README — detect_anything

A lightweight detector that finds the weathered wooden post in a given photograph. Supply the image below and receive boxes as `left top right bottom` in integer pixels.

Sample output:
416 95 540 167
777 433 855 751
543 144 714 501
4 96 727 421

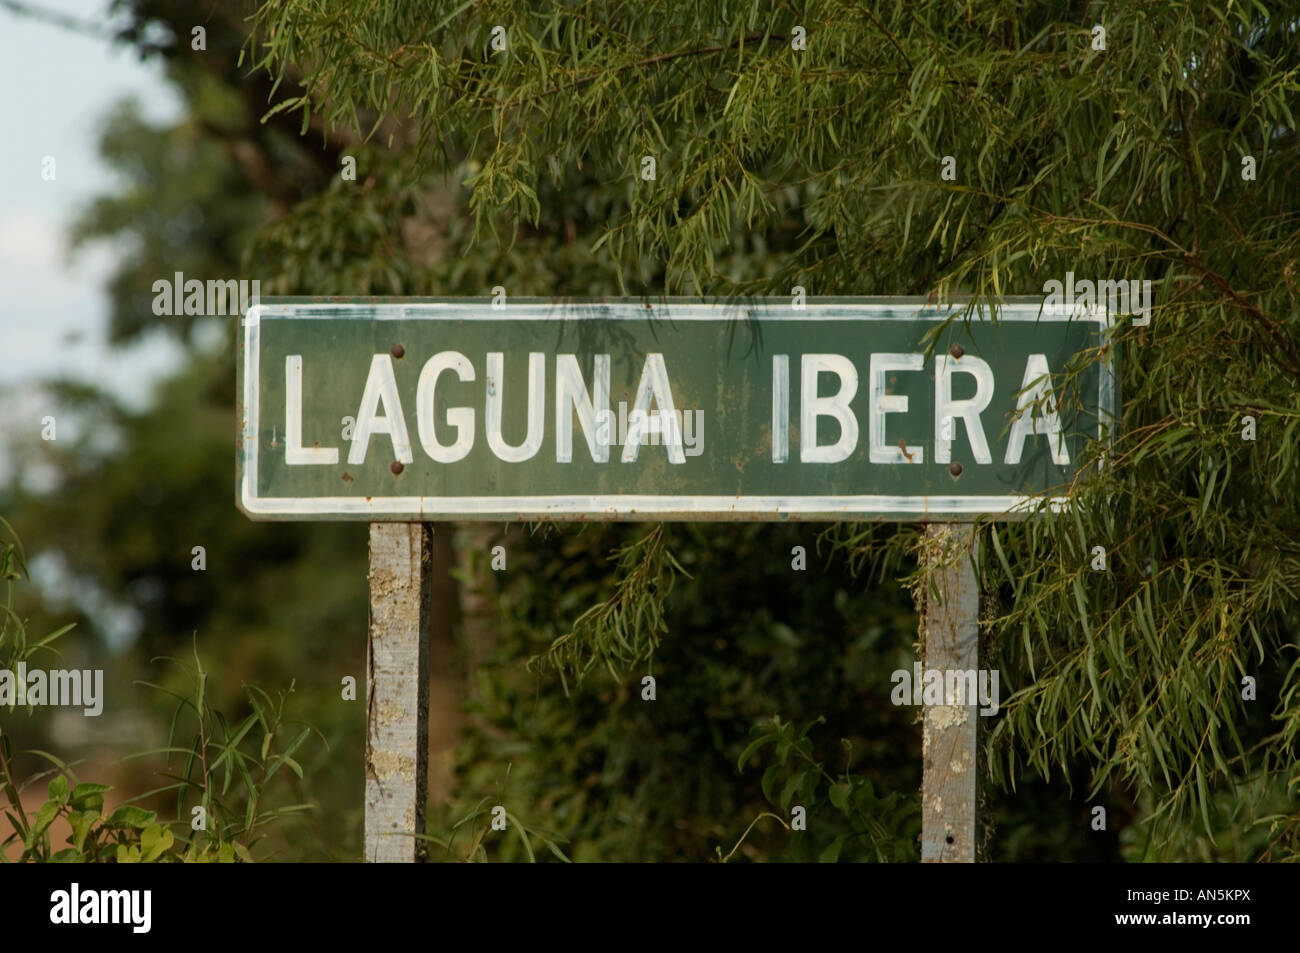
365 522 432 862
920 521 980 863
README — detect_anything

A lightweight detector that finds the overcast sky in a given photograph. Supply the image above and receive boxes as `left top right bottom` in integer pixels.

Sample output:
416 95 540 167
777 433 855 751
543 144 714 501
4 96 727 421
0 1 183 411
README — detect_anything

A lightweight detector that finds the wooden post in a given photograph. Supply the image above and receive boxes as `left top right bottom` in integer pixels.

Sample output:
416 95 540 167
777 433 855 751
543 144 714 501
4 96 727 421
365 523 432 862
920 522 980 863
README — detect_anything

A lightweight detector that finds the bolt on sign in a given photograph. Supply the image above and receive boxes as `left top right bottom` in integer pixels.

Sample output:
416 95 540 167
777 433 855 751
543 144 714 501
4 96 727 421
236 298 1117 521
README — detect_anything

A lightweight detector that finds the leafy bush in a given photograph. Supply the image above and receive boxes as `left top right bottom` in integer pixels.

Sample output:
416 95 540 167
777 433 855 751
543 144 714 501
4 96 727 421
0 521 320 862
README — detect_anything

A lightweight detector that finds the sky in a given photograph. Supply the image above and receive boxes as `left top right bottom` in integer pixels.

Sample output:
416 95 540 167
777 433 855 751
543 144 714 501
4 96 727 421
0 0 184 413
0 1 187 646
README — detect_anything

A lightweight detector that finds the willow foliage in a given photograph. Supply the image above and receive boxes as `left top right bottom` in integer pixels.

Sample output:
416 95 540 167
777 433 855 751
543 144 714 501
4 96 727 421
247 1 1300 858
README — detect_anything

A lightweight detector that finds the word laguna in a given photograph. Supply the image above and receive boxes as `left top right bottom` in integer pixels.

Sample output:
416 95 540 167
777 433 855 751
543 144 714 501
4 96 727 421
238 299 1115 520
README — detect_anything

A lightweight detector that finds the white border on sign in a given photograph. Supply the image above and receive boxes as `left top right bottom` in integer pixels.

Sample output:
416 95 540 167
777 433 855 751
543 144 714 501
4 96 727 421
238 300 1116 519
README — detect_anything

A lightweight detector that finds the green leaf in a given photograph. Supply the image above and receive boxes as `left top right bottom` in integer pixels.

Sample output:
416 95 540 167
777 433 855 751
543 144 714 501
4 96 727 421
829 782 852 812
990 526 1014 584
265 754 304 782
31 622 75 649
736 732 774 771
760 763 781 803
818 834 846 863
141 824 161 855
68 810 97 853
31 800 59 838
3 771 28 833
107 804 156 829
5 810 27 838
778 772 802 811
510 815 537 863
260 95 304 124
1072 575 1091 640
47 774 68 805
140 823 174 862
24 801 56 853
1194 764 1215 841
281 727 312 761
70 783 110 812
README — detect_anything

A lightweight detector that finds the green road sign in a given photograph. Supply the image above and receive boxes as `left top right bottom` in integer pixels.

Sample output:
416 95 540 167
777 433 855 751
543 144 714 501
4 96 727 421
236 298 1116 521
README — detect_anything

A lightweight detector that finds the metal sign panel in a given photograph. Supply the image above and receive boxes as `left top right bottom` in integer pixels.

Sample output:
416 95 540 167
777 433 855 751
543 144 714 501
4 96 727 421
236 298 1115 521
